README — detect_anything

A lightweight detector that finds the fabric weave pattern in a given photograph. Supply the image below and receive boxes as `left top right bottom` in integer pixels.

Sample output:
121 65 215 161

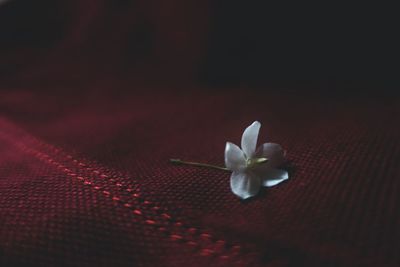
0 89 399 266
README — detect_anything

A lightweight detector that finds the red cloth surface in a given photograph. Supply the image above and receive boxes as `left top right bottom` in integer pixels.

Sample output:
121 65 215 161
0 88 399 266
1 1 399 266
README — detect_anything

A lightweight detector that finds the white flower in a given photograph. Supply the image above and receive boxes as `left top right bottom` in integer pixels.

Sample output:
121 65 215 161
225 121 288 199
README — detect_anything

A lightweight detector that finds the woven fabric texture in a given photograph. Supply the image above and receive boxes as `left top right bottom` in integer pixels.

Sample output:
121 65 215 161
0 88 399 267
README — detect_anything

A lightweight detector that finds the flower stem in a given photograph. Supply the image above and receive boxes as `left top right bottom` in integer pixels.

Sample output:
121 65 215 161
169 159 230 172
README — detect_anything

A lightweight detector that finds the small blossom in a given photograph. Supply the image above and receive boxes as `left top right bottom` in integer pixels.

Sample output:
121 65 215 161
225 121 288 199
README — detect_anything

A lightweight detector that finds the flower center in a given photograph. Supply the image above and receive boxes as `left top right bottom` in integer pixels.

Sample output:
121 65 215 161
246 157 268 169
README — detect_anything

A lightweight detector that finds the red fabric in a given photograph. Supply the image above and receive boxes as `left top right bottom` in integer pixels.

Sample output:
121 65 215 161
1 1 399 266
0 89 399 266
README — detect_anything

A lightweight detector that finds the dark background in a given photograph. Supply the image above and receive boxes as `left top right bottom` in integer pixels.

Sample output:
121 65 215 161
0 0 398 91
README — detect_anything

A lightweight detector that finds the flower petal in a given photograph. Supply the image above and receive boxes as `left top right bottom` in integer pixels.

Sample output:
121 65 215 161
256 143 285 168
241 121 261 158
224 142 246 171
230 172 261 199
261 169 289 187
